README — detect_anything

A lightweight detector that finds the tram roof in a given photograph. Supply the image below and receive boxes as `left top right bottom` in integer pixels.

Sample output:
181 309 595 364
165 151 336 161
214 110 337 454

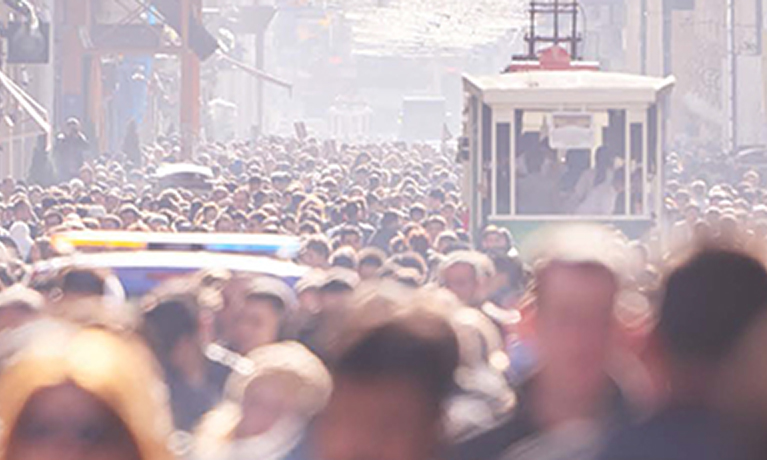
463 70 675 106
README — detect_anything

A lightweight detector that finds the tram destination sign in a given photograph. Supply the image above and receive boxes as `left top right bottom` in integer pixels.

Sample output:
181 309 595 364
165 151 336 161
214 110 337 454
549 112 595 150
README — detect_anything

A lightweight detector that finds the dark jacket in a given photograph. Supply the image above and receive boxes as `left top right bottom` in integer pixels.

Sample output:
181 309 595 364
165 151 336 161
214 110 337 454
597 405 762 460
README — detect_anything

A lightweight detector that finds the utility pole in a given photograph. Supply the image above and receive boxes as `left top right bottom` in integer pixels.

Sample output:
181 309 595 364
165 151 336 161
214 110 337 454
727 0 737 151
255 0 264 136
180 0 201 160
250 1 274 137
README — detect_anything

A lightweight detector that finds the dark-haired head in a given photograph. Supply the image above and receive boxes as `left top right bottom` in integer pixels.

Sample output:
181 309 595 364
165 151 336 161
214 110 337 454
658 249 767 364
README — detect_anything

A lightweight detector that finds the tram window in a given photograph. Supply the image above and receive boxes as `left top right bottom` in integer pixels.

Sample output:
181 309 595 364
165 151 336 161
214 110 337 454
605 110 626 159
563 111 621 216
496 123 511 215
514 110 562 215
516 137 561 215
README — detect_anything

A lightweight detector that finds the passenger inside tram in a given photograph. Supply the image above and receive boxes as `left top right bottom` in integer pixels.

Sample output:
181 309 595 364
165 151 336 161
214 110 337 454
571 147 618 215
511 110 650 217
515 144 560 215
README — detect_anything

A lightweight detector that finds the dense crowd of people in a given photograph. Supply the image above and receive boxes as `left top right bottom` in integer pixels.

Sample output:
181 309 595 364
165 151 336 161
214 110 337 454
0 119 764 460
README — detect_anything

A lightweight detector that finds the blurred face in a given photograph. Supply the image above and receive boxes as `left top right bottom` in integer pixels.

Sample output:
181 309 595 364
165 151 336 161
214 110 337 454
301 248 328 268
216 219 235 233
15 204 31 221
706 209 721 227
443 263 478 306
119 212 137 228
427 197 441 212
247 218 262 234
44 214 62 229
1 180 14 199
340 234 362 252
274 179 288 193
29 190 42 206
105 196 119 212
213 190 229 202
2 208 12 225
66 122 80 136
441 206 455 222
236 376 297 438
425 223 444 242
80 169 93 185
410 210 425 223
233 298 281 354
437 237 456 254
7 383 141 460
234 191 249 211
204 208 218 223
102 219 120 231
536 264 617 392
316 377 439 460
685 207 700 225
484 232 506 253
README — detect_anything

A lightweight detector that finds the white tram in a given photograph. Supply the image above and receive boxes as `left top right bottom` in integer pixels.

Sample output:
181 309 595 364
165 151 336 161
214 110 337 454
461 47 675 240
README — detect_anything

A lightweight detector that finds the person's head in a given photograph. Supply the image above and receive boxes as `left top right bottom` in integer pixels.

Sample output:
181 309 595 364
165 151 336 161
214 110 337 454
409 204 426 223
0 328 173 460
338 226 363 252
11 199 32 222
691 179 707 198
426 188 445 212
439 202 457 223
232 188 250 212
65 117 82 136
0 178 14 201
380 211 401 231
657 249 767 418
684 203 700 225
246 210 267 233
79 166 94 186
315 303 459 460
59 268 107 302
488 254 526 306
342 201 361 223
438 252 480 306
358 248 386 280
534 258 618 396
435 231 458 255
481 225 512 255
201 203 220 224
424 216 447 243
248 176 263 194
705 206 722 227
104 193 120 213
141 294 202 373
118 205 140 229
300 236 331 269
100 215 122 231
330 247 358 271
214 214 236 233
231 278 294 354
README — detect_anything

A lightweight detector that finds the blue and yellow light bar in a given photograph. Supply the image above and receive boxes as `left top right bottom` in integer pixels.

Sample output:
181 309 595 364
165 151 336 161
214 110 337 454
51 231 301 259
